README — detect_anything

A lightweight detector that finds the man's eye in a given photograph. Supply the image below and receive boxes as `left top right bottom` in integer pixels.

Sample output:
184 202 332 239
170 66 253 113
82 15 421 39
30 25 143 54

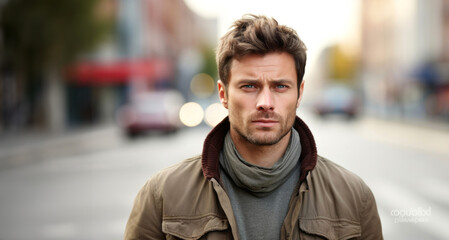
242 85 255 89
277 85 288 89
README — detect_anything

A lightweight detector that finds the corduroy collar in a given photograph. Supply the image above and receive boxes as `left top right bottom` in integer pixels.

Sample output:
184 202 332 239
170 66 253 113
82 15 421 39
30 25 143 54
201 116 317 183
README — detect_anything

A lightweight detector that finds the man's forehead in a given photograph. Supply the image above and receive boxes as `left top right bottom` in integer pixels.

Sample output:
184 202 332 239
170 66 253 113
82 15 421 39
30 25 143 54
229 53 297 79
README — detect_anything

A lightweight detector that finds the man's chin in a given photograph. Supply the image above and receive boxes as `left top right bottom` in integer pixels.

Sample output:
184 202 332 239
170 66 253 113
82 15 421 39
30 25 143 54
246 133 283 146
232 125 290 146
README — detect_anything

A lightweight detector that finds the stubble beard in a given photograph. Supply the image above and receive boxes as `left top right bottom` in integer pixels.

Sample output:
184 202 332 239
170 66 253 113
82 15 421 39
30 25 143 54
232 113 295 146
233 125 292 146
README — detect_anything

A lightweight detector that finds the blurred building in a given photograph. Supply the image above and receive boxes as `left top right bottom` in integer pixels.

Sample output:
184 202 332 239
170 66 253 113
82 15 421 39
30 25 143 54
360 0 449 121
0 0 218 132
67 0 217 127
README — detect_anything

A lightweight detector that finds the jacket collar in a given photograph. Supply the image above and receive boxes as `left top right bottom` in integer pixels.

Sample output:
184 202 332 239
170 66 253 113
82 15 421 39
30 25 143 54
201 116 317 183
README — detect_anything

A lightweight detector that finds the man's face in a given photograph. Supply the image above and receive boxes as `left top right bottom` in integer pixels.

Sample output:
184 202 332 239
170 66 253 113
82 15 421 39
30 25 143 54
218 52 304 146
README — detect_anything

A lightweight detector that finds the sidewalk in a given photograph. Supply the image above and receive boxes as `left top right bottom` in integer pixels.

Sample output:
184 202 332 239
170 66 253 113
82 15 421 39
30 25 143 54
0 124 125 170
356 116 449 157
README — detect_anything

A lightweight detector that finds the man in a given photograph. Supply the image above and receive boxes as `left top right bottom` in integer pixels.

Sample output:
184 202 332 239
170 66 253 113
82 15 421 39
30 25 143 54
125 14 383 240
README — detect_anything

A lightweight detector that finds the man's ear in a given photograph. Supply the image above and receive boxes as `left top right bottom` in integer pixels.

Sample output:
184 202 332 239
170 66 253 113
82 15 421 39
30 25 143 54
297 80 305 108
217 80 228 109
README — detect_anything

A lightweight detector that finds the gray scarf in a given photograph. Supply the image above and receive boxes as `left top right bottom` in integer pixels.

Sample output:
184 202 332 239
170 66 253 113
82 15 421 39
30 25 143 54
220 129 301 194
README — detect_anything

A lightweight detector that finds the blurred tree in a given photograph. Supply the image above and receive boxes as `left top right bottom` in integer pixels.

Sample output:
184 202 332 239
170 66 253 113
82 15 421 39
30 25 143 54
0 0 113 130
328 44 359 84
200 45 218 80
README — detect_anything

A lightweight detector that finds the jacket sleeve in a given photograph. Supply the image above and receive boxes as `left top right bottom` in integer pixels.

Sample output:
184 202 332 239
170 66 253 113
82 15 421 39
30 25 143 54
124 177 165 240
360 183 383 240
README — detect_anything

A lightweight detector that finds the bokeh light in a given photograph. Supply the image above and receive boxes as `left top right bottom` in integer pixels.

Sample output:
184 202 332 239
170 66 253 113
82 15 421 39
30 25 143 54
204 103 228 127
190 73 215 98
179 102 204 127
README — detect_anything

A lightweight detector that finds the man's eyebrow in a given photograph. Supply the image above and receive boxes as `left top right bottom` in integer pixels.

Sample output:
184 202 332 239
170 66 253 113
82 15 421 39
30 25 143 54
235 79 259 84
271 79 294 84
267 79 296 87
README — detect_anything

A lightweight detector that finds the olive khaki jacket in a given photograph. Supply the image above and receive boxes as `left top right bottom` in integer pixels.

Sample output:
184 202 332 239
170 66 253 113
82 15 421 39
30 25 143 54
125 117 383 240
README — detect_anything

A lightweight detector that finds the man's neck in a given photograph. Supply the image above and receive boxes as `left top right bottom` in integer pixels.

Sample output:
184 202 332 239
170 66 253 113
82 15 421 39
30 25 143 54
230 130 291 168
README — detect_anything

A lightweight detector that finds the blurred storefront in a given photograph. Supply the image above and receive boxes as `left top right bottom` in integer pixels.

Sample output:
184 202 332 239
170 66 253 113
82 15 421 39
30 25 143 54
360 0 449 121
66 0 217 127
66 59 173 126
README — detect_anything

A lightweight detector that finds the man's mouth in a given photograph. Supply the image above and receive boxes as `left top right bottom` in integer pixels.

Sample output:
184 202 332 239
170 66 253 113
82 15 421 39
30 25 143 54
252 119 278 128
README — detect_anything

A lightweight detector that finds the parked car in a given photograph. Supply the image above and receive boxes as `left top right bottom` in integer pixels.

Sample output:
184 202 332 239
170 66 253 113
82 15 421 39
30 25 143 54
117 90 185 137
313 83 360 119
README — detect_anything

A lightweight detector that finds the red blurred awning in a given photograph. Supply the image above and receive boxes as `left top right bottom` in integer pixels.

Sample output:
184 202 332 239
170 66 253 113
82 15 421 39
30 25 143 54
67 59 173 85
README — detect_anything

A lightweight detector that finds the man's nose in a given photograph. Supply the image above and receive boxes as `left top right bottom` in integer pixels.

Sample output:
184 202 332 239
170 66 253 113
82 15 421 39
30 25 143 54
256 88 274 111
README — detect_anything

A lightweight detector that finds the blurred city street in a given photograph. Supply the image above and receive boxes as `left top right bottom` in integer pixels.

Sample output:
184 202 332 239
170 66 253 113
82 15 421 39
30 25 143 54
1 0 449 239
0 109 448 240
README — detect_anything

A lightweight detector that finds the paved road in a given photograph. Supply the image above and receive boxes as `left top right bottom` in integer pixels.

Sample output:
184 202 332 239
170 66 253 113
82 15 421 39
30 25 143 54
0 111 448 239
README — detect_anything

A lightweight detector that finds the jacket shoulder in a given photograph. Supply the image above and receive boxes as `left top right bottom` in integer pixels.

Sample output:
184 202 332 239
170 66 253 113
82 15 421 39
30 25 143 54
148 156 229 237
136 155 205 207
299 156 382 239
148 155 205 198
302 156 383 239
304 155 377 219
148 155 220 215
125 156 227 239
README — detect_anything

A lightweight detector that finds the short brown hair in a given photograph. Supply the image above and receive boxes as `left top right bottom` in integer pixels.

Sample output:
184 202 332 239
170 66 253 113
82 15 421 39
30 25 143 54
216 14 307 89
